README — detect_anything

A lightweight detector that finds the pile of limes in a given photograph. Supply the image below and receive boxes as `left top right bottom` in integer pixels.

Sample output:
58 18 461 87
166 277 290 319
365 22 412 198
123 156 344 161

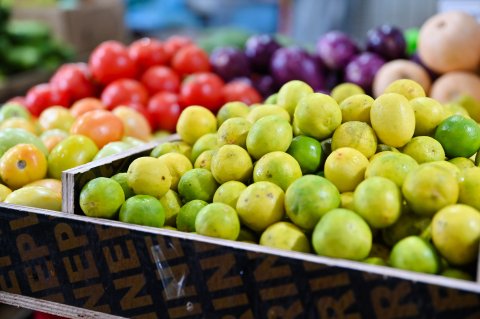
80 79 480 281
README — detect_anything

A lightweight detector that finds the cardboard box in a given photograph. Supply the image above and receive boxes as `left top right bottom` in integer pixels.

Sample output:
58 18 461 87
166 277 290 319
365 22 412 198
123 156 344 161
1 135 480 318
12 0 128 55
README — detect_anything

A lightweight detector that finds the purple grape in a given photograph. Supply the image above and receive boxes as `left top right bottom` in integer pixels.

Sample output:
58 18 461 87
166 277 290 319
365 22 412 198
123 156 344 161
210 47 251 82
251 74 277 98
316 31 359 70
366 25 406 60
270 46 325 91
325 70 344 91
245 34 281 73
344 52 385 92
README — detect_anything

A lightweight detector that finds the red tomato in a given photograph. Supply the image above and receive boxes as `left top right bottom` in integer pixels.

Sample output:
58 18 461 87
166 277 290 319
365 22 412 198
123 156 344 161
223 80 262 105
179 72 224 112
128 102 155 130
141 66 180 95
128 38 167 73
147 92 181 132
25 83 70 117
50 63 95 102
164 35 193 64
88 41 136 85
171 45 210 76
101 79 149 110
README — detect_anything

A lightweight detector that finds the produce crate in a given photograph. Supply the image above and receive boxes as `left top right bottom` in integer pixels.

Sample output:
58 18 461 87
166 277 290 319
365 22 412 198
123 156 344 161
1 135 480 318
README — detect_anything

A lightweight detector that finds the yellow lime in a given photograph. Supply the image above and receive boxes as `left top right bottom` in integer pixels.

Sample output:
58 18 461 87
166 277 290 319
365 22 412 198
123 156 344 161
80 177 125 218
150 141 192 159
236 181 285 232
276 80 314 116
330 82 365 104
213 181 247 209
340 192 355 210
216 101 249 126
246 104 291 123
127 156 171 198
159 189 182 226
217 117 251 148
458 167 480 210
410 97 446 136
401 136 445 163
370 93 415 148
176 106 217 145
195 202 240 240
432 204 480 265
294 93 342 140
331 121 377 158
324 147 369 192
157 153 193 191
384 79 426 100
194 149 215 170
354 176 402 228
449 157 475 170
339 94 373 124
191 133 218 163
365 152 418 187
246 115 292 160
211 145 253 184
253 151 302 191
259 222 310 253
402 164 459 216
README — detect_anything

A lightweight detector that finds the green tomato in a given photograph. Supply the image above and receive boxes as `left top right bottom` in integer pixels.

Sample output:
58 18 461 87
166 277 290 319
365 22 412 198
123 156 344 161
48 135 98 179
0 128 48 158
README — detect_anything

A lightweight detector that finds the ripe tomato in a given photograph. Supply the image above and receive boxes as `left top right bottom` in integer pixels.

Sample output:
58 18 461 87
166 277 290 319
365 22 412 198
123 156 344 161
128 37 167 72
164 35 193 64
101 79 149 110
70 109 124 148
50 63 95 102
0 143 47 189
147 92 181 132
179 72 224 112
88 41 136 85
70 97 107 117
112 106 152 141
25 83 70 117
172 45 210 76
223 80 262 105
141 65 180 95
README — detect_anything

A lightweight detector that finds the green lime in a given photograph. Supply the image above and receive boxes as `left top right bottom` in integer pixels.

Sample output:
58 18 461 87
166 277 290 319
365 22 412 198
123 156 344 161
195 202 240 240
80 177 125 219
213 181 247 209
389 236 440 274
216 101 249 126
312 208 372 261
285 175 340 230
176 199 208 232
111 173 134 199
159 189 182 226
287 135 323 174
178 168 218 203
119 195 165 227
434 115 480 158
